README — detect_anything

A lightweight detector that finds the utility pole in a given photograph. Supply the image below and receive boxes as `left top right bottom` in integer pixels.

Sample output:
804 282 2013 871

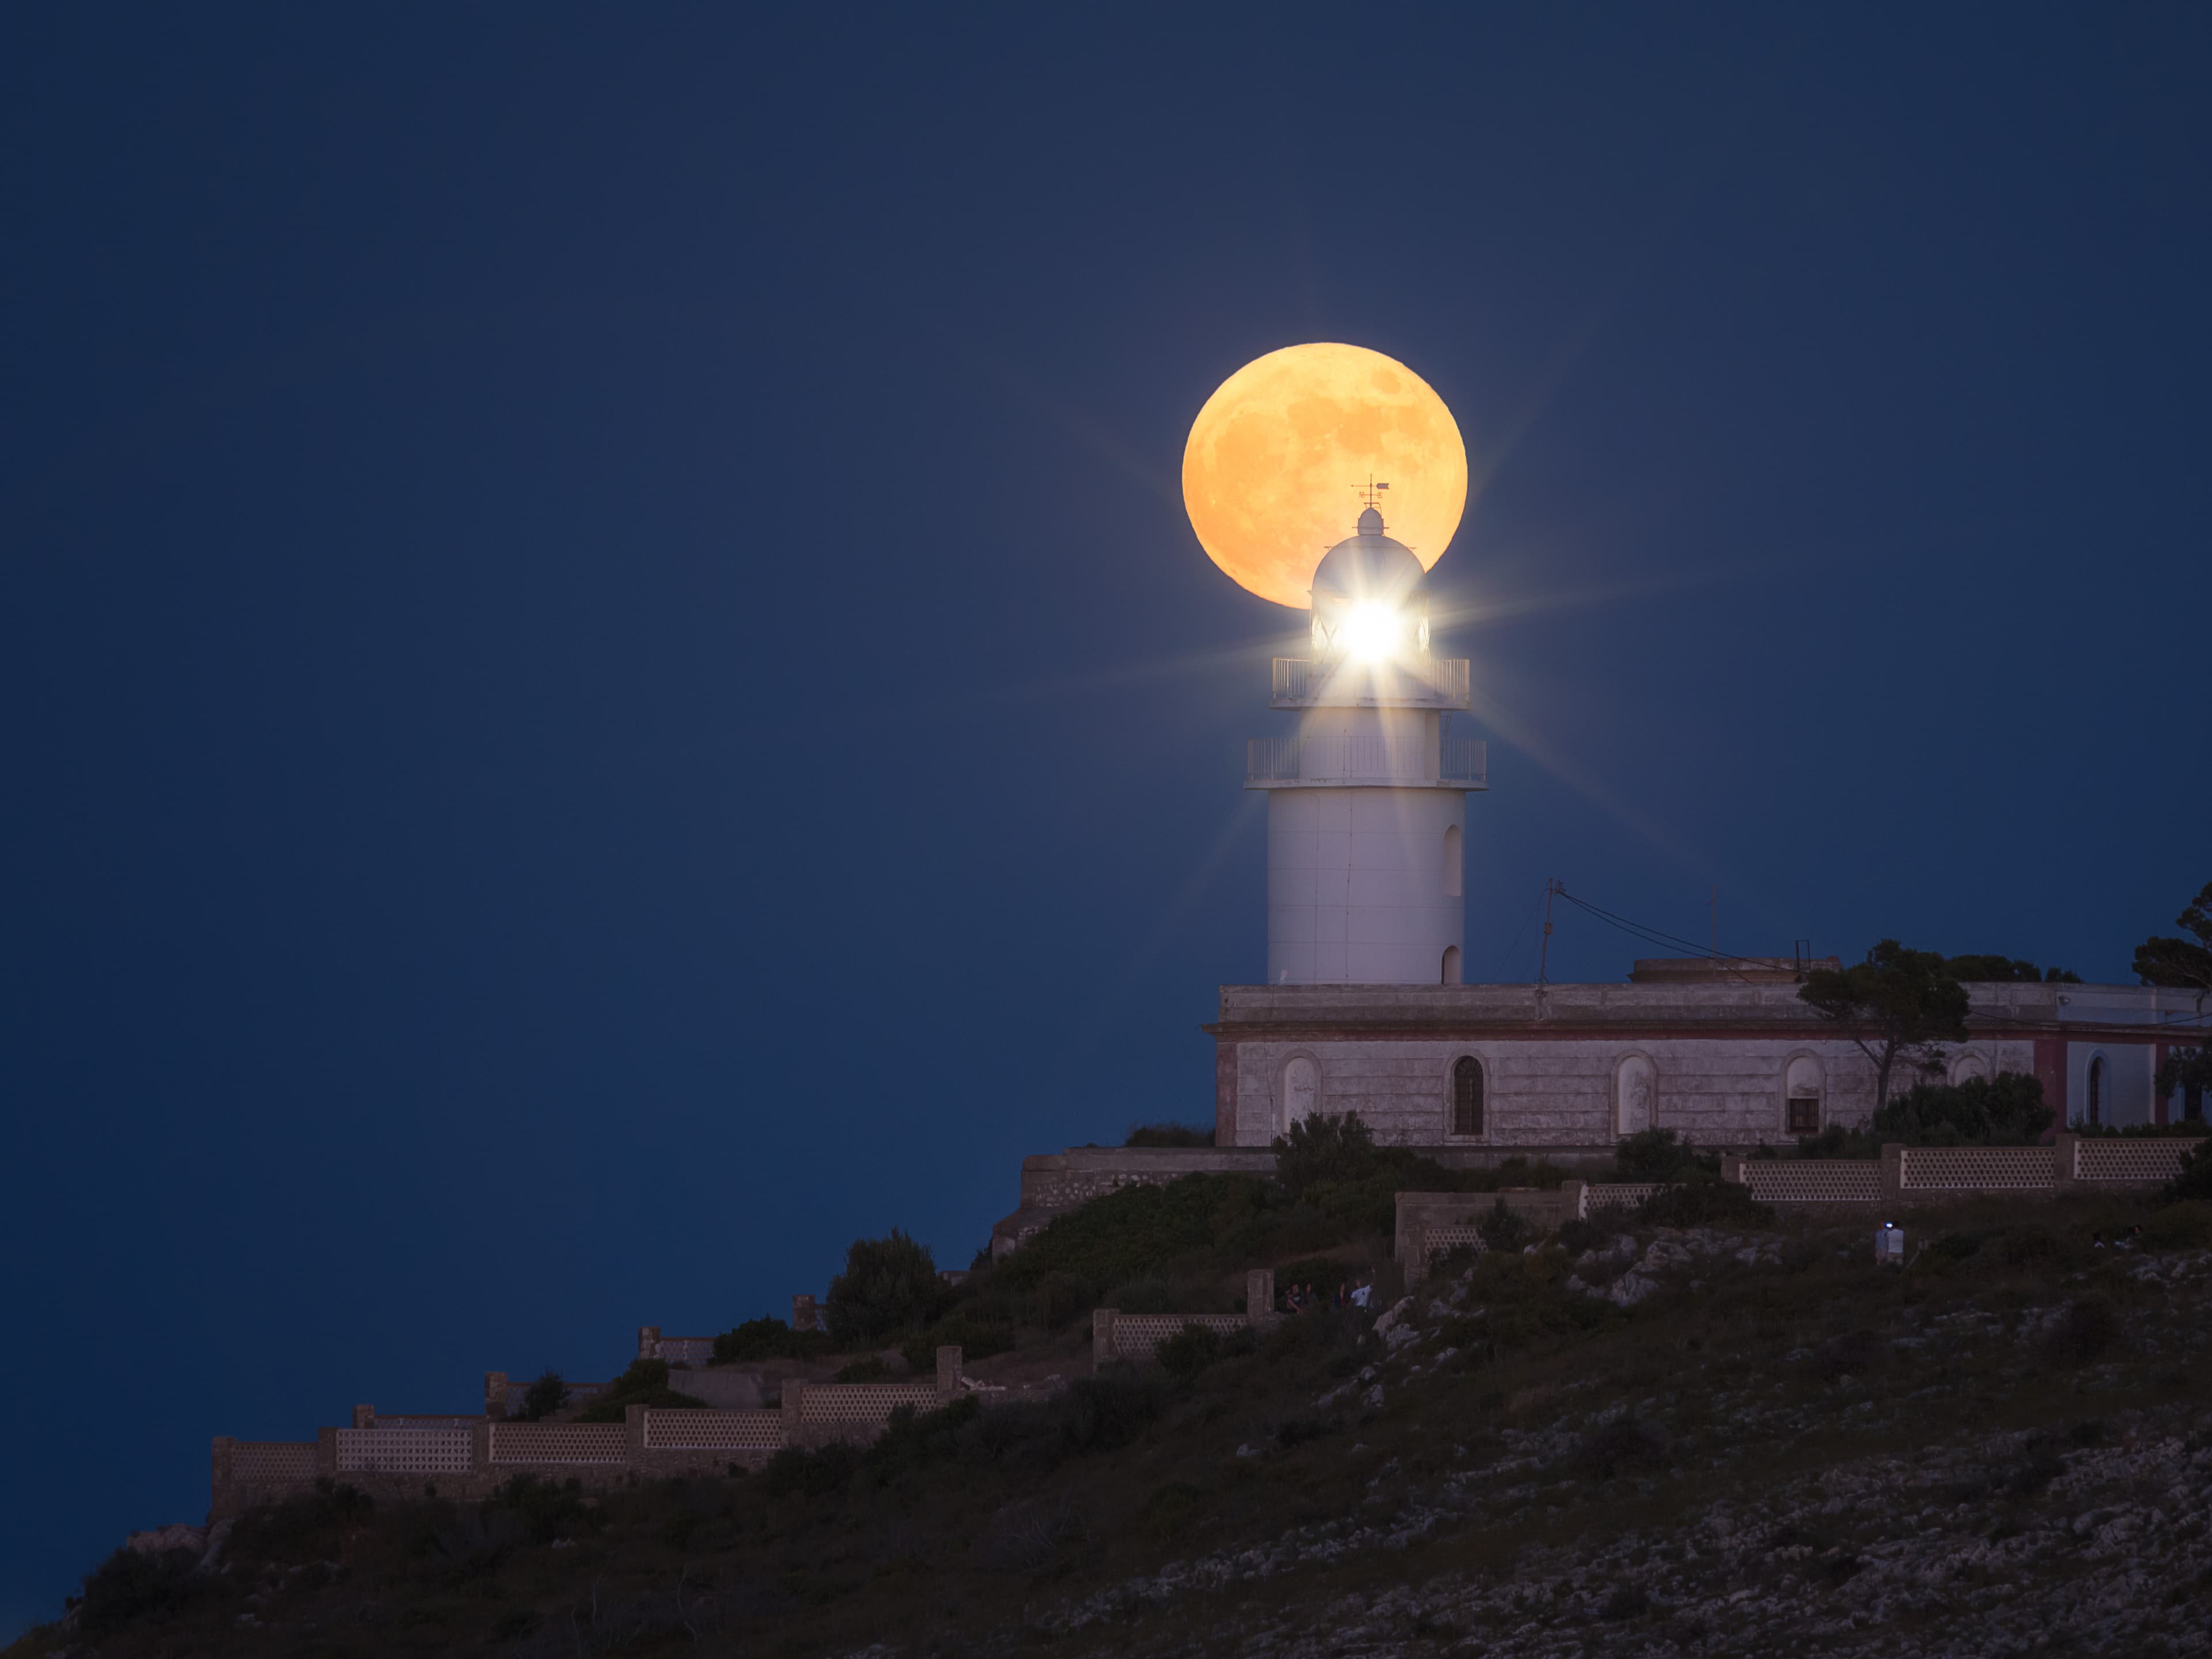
1537 878 1560 987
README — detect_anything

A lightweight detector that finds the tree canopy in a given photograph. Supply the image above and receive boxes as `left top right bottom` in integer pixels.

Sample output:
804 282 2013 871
824 1229 946 1347
2134 880 2212 991
1872 1073 2053 1146
1942 955 2080 984
1798 940 1972 1112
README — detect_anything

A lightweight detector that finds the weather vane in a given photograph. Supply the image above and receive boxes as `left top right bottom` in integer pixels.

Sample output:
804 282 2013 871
1354 475 1391 509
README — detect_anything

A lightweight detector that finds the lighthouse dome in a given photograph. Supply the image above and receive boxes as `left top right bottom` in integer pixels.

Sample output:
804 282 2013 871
1311 511 1425 609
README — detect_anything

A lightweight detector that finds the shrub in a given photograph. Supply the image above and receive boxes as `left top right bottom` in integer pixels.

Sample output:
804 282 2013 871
1156 1321 1226 1380
1615 1128 1714 1181
75 1547 200 1635
900 1311 1018 1373
1641 1181 1774 1230
834 1356 892 1382
1024 1271 1096 1329
1274 1112 1381 1198
518 1369 567 1422
825 1229 945 1347
575 1358 709 1423
1476 1199 1531 1254
2047 1298 2117 1366
1875 1073 2052 1146
1125 1122 1214 1147
1577 1418 1669 1480
2145 1202 2212 1249
2164 1140 2212 1205
713 1316 830 1363
762 1441 861 1499
1063 1369 1170 1451
1796 1123 1880 1160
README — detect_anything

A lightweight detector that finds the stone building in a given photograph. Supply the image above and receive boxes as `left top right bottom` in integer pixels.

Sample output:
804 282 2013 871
1206 959 2207 1149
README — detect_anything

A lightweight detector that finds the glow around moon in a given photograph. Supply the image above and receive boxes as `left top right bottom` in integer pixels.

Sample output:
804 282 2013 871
1182 343 1468 609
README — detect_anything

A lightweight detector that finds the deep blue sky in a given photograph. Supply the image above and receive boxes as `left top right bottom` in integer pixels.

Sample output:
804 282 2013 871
3 6 2207 1633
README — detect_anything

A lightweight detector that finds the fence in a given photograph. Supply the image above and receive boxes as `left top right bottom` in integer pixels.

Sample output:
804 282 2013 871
217 1349 976 1517
797 1383 942 1426
1741 1161 1886 1205
1900 1147 2053 1192
334 1427 472 1475
641 1410 785 1455
2075 1139 2192 1184
637 1327 717 1366
1412 1224 1487 1279
1097 1313 1251 1367
1584 1183 1662 1212
488 1423 627 1465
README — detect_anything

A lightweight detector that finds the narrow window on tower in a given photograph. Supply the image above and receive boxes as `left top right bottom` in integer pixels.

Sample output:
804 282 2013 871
1442 823 1463 898
1452 1056 1484 1137
1441 944 1462 984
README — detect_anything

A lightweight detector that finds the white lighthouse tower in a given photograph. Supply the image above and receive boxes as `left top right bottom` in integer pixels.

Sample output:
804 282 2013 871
1245 500 1484 984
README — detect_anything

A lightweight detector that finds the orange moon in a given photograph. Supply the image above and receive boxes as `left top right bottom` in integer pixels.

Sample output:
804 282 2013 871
1182 343 1468 609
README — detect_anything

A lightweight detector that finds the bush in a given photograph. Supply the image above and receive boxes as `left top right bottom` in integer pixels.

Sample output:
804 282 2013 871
1023 1271 1096 1330
762 1441 861 1499
713 1316 831 1363
1577 1418 1669 1480
825 1229 946 1347
2165 1141 2212 1205
518 1369 567 1422
2047 1298 2117 1366
1875 1073 2052 1146
1641 1180 1774 1230
1124 1122 1214 1147
1476 1199 1531 1254
75 1547 200 1635
1615 1128 1714 1181
575 1358 708 1423
834 1356 892 1382
1156 1321 1226 1380
2145 1201 2212 1249
1796 1124 1880 1160
900 1311 1018 1373
1274 1112 1381 1198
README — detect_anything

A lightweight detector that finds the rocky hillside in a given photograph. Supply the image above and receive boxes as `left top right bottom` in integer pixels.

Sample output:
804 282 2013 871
15 1191 2212 1658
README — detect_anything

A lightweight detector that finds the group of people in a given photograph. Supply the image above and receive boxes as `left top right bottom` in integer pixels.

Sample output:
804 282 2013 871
1279 1274 1376 1314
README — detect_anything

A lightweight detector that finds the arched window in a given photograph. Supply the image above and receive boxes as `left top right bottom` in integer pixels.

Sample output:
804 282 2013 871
1452 1056 1484 1137
2087 1055 2105 1127
1442 824 1463 898
1441 944 1462 984
1785 1056 1823 1137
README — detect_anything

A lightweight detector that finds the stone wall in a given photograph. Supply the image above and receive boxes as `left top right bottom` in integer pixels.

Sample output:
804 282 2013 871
213 1350 976 1518
1224 1034 2039 1149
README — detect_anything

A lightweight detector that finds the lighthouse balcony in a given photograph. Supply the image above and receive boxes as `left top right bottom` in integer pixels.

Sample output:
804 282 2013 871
1247 735 1486 790
1270 656 1471 710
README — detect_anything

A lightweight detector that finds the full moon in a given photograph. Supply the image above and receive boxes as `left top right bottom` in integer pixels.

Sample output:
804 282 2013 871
1182 343 1468 609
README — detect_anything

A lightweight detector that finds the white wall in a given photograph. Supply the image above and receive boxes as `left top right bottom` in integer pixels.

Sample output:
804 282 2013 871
1265 787 1464 985
1230 1035 2037 1147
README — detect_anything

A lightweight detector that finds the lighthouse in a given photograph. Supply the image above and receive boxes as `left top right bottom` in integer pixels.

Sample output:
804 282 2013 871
1245 501 1484 984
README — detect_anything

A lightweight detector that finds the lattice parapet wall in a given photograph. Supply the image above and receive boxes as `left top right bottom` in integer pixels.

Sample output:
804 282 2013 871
488 1423 627 1465
1108 1315 1249 1365
1901 1148 2055 1191
231 1442 317 1482
799 1384 943 1426
1584 1184 1662 1213
1743 1161 1883 1204
643 1410 786 1453
2076 1139 2192 1183
335 1428 472 1474
1415 1225 1488 1278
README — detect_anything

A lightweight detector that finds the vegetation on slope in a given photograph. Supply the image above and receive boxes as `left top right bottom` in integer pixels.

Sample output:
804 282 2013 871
26 1183 2212 1658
